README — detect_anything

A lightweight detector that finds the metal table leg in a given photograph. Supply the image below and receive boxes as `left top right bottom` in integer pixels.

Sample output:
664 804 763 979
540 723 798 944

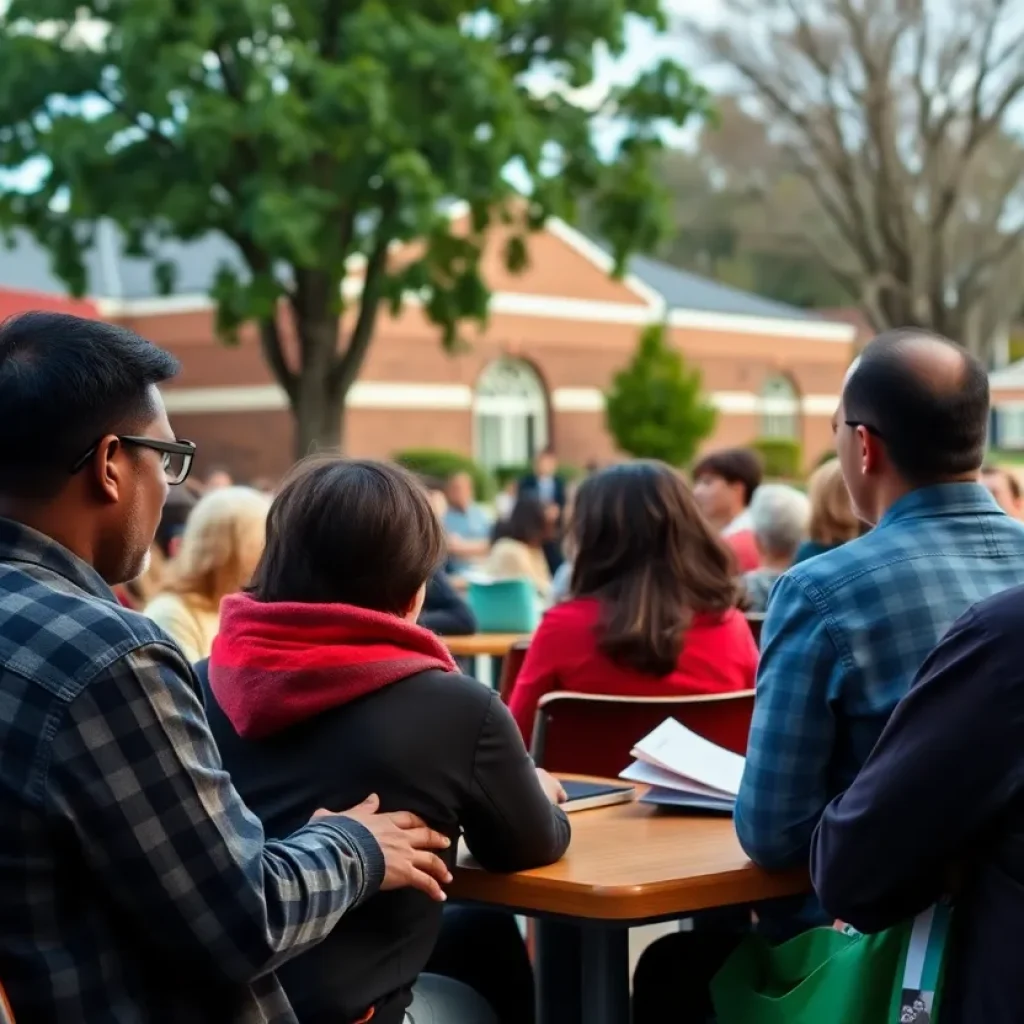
535 920 582 1024
581 926 631 1024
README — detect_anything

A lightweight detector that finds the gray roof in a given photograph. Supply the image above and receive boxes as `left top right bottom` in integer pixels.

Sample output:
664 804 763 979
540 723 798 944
0 222 245 300
0 219 817 322
626 252 817 321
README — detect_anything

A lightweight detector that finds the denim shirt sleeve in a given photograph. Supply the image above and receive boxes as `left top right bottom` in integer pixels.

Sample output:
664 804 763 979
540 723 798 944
735 572 844 870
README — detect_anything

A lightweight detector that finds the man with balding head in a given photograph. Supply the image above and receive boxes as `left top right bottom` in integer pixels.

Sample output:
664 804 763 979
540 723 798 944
735 329 1024 872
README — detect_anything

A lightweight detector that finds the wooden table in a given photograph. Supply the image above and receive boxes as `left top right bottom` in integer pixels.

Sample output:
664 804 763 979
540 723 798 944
443 633 531 658
451 793 809 1024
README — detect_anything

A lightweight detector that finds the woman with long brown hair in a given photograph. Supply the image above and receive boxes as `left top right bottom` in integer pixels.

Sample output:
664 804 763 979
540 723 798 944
508 461 758 750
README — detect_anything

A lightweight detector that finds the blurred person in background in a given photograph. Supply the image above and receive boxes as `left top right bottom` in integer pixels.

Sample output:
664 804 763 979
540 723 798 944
494 477 518 521
145 485 270 662
443 471 491 574
742 485 811 613
549 482 580 604
508 461 757 753
484 496 552 601
418 476 477 637
692 448 764 573
517 448 567 572
981 464 1024 519
794 458 862 563
204 466 234 491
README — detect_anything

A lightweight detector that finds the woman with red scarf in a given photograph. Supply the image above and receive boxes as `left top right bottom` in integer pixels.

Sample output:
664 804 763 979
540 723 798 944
197 458 569 1024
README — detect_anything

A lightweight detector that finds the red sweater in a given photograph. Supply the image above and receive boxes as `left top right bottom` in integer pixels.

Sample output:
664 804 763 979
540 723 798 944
508 597 758 749
725 528 761 573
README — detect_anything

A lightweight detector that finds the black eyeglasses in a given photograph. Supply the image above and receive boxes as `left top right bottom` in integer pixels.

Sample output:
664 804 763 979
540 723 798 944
845 420 885 439
70 436 197 486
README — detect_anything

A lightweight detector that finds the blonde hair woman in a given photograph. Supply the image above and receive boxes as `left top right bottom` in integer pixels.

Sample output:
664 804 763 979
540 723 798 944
794 458 862 564
145 486 270 662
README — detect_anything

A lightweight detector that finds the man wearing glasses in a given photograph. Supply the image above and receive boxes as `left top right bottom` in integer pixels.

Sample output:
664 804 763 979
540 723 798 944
0 312 452 1023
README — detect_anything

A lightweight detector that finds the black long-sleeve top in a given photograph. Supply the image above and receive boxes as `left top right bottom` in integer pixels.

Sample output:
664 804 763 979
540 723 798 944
811 586 1024 1024
418 571 476 636
197 661 570 1024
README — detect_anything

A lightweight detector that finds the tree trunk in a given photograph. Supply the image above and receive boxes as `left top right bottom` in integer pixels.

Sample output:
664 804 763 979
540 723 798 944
292 373 347 460
291 317 348 460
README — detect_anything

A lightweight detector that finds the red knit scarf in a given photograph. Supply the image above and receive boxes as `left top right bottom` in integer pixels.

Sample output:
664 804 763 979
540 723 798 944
208 593 457 739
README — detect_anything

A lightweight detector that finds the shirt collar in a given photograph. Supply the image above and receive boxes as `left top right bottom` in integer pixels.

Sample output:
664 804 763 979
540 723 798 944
0 516 117 602
876 481 999 530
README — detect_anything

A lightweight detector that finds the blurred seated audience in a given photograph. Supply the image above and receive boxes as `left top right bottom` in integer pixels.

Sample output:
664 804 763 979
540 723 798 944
198 458 570 1024
145 485 269 662
692 447 764 573
742 484 811 613
485 496 552 601
443 471 491 574
981 463 1024 519
508 461 758 751
794 457 862 563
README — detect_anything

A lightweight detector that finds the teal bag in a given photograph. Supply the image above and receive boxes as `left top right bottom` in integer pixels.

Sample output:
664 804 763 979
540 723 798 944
466 578 540 633
711 903 951 1023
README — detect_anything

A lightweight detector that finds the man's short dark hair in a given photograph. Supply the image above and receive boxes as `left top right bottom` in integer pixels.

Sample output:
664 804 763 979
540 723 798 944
982 464 1022 501
692 448 764 506
843 329 988 484
0 312 180 498
249 458 446 613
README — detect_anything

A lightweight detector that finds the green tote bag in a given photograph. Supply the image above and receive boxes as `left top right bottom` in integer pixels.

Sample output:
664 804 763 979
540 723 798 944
711 903 951 1024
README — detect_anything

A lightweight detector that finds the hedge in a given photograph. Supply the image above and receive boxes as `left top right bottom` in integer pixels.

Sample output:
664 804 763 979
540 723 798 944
393 448 495 500
751 437 803 480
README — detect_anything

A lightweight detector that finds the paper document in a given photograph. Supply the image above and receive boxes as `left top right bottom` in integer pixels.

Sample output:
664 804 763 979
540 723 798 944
620 758 732 798
625 717 745 797
639 787 734 813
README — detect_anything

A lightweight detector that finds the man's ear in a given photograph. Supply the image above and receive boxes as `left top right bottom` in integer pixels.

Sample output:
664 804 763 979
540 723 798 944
860 429 884 476
91 435 124 504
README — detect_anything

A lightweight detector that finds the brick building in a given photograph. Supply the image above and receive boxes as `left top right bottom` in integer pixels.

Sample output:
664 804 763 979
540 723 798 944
0 216 856 480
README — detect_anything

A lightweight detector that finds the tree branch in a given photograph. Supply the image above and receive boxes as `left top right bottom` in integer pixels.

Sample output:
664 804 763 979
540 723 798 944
258 317 298 405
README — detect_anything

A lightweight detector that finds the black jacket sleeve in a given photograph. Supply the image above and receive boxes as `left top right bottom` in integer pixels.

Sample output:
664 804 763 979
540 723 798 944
811 601 1024 934
460 692 571 873
418 573 477 636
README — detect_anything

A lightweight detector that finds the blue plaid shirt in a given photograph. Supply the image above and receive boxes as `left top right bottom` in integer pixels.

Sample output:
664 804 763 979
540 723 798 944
736 483 1024 871
0 518 385 1023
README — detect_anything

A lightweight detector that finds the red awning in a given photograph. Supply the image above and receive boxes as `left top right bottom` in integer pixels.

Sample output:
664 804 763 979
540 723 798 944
0 288 100 321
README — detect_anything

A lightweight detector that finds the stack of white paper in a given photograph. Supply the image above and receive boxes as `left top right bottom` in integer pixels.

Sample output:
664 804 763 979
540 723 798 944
619 718 745 813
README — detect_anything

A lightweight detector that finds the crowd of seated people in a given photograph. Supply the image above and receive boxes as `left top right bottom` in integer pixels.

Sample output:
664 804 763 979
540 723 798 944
5 311 1024 1024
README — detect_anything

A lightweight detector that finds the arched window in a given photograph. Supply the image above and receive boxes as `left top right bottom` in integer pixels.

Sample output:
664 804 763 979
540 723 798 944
761 375 799 439
474 359 549 470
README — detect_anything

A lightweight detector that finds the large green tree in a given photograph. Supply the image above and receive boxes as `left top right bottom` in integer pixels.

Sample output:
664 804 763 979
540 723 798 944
0 0 707 456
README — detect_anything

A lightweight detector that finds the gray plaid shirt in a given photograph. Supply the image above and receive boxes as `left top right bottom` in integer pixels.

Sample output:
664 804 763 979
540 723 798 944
0 518 384 1022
